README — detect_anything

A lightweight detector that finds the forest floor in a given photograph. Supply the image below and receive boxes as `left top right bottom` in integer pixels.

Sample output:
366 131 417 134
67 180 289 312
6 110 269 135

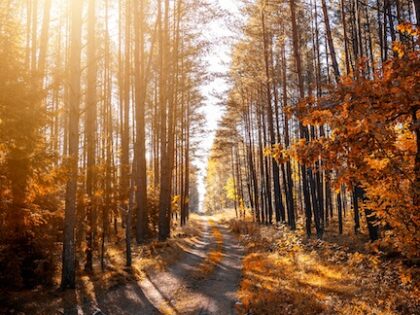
231 218 420 315
2 212 419 315
89 216 243 315
0 214 244 315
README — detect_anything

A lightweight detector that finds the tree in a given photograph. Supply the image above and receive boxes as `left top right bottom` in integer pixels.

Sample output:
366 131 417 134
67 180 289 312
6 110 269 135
61 0 83 289
321 0 340 81
290 29 420 255
134 0 148 243
85 0 97 272
0 3 44 236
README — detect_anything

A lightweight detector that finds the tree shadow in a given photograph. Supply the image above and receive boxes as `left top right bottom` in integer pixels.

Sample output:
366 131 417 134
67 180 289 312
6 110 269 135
89 272 162 315
61 289 78 315
168 224 243 314
70 220 243 315
144 273 180 314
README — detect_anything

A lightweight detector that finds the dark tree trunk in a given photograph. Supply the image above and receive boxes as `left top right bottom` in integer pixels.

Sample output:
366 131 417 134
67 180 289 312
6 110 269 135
352 187 361 233
355 186 379 241
135 0 148 243
231 147 238 219
281 40 296 229
321 0 341 81
85 0 97 273
412 110 420 207
415 0 420 26
261 8 285 223
61 0 82 290
290 0 313 237
337 192 343 234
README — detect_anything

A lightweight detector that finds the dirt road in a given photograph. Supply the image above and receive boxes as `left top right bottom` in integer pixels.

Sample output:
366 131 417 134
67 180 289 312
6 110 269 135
95 217 243 315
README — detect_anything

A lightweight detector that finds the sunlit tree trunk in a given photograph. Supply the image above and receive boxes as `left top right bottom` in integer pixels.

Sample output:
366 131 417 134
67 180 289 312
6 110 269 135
85 0 97 272
30 0 37 73
341 0 351 75
257 105 266 224
280 36 296 230
261 4 285 223
120 0 131 231
289 0 313 238
36 0 51 87
101 0 112 270
321 0 340 82
158 0 172 240
135 0 148 243
62 0 82 290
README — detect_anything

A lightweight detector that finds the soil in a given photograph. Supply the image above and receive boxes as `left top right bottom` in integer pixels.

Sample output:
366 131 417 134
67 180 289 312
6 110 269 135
84 216 244 315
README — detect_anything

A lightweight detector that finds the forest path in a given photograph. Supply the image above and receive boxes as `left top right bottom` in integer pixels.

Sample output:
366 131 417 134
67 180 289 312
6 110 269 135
96 216 244 315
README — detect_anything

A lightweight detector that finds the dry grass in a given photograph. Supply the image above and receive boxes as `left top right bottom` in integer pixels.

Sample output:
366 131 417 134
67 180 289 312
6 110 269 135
230 219 259 236
232 220 420 315
209 208 239 223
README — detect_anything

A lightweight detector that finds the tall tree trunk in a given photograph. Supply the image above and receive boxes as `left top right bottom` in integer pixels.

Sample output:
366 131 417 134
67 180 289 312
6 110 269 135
158 0 173 241
231 147 238 219
337 191 343 234
412 110 420 207
341 0 351 75
101 1 112 270
261 101 273 224
30 0 38 73
261 5 285 223
321 0 341 81
120 0 131 229
181 83 190 226
61 0 82 290
352 187 361 233
289 0 313 237
37 0 51 87
280 38 296 229
135 0 148 243
415 0 420 26
355 186 379 241
85 0 97 272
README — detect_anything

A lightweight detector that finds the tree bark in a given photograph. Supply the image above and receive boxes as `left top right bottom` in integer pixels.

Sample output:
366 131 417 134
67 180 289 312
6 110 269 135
261 5 285 223
85 0 97 272
321 0 341 81
352 187 361 233
61 0 82 290
135 0 148 243
289 0 313 237
36 0 51 87
415 0 420 26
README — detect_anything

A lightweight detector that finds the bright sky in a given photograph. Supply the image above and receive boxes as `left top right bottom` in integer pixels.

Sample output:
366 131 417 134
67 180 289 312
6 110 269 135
196 0 241 211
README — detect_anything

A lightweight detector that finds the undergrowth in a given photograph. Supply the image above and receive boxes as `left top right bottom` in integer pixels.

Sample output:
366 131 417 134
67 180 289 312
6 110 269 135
231 219 420 315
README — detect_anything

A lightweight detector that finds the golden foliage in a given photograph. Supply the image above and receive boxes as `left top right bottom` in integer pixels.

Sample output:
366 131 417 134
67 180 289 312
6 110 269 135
264 144 288 164
282 36 420 258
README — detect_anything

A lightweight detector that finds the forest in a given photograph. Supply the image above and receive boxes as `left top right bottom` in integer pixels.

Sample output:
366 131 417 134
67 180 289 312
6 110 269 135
0 0 419 314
